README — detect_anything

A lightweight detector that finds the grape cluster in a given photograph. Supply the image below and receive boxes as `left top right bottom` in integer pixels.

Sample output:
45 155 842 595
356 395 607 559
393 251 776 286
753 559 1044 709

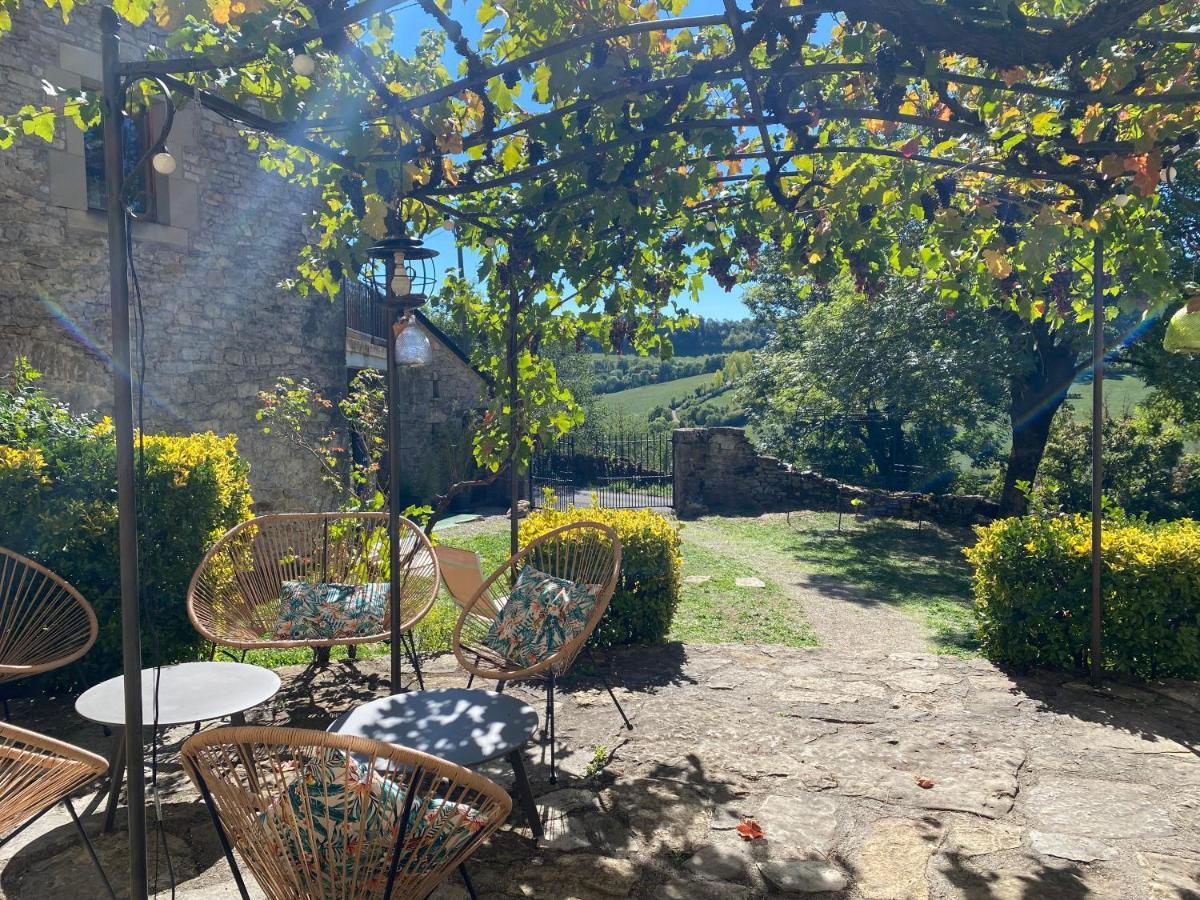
708 254 737 291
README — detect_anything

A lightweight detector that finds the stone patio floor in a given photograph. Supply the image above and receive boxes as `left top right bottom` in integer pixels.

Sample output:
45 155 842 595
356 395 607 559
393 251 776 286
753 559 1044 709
2 643 1199 899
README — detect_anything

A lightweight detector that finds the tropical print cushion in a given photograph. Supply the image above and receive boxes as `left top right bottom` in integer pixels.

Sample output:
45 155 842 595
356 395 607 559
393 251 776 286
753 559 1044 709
272 581 388 640
263 755 488 889
480 565 597 668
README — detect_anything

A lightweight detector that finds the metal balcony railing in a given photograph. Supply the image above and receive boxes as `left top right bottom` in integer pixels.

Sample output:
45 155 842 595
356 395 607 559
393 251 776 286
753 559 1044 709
342 279 390 344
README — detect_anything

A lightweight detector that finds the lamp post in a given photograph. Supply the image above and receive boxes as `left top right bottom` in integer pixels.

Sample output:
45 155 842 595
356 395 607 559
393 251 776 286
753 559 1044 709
366 232 436 691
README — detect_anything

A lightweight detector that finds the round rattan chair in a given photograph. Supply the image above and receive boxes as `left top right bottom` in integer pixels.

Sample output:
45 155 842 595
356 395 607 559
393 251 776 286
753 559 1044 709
0 546 98 688
0 721 116 898
450 521 627 782
187 513 439 679
182 726 511 900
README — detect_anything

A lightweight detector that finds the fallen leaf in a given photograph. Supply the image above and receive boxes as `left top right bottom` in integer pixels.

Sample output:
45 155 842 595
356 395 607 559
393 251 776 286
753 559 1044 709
737 818 765 841
916 777 935 789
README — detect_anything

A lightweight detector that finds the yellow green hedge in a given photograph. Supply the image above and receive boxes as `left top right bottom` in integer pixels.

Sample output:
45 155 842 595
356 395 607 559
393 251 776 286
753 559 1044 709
0 423 252 685
520 503 682 647
966 514 1200 678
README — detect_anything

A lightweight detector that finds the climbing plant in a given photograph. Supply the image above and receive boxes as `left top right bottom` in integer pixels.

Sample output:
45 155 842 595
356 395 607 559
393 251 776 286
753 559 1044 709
3 0 1200 509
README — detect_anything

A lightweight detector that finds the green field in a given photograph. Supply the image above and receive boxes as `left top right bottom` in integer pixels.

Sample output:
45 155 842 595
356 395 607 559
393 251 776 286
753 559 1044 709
597 372 718 417
1065 372 1151 422
595 364 1152 440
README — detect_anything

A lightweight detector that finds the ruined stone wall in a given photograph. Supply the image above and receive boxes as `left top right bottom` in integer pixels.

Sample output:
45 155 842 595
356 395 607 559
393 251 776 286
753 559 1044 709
0 3 343 511
673 427 998 527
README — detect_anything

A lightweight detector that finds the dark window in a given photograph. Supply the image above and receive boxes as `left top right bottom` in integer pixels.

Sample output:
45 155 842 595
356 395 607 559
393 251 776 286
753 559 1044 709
84 110 155 217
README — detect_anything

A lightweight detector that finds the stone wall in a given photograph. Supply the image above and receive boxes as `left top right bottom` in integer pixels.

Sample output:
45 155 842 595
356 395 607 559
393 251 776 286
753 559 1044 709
347 315 489 506
2 5 344 511
673 427 999 527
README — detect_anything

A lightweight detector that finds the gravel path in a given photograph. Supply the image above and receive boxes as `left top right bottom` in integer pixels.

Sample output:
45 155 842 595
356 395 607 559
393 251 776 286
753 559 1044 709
682 517 932 654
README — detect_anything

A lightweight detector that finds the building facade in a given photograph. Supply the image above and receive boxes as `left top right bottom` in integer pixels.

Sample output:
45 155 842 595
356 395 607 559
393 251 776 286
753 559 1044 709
0 4 485 511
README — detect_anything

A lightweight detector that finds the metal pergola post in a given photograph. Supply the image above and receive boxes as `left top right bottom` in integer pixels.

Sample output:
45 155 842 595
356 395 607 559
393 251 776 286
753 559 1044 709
387 300 404 690
507 277 520 560
1090 232 1105 681
100 7 149 898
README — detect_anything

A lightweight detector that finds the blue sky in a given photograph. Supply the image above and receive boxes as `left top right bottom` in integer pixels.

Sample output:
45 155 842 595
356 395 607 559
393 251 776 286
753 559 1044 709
394 1 831 321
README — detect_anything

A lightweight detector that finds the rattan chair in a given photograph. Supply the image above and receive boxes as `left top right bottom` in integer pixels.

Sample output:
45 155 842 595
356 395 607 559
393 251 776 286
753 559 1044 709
0 547 99 710
0 722 116 898
450 522 629 783
182 726 511 900
187 513 439 684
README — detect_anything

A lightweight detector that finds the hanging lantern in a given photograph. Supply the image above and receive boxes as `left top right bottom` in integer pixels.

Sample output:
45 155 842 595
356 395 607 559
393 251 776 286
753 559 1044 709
365 234 438 309
1164 295 1200 354
365 233 439 368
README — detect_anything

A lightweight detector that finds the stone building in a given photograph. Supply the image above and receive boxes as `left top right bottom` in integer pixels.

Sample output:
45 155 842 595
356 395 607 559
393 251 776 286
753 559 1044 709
0 3 486 511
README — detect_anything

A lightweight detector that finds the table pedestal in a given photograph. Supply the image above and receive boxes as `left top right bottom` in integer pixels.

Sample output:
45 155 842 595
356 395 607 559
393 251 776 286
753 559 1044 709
86 711 248 833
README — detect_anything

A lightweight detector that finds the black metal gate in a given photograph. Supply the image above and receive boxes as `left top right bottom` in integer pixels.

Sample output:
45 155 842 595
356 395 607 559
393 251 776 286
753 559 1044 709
530 433 673 510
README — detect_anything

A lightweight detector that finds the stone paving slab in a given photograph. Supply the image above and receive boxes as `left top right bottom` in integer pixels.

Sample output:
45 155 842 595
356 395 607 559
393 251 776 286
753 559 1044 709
2 644 1199 899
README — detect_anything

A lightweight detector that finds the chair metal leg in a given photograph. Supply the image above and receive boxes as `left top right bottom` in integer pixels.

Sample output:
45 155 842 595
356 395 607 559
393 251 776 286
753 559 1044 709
195 773 252 900
64 799 117 900
548 671 557 785
466 672 475 689
404 631 425 691
585 646 633 731
459 863 479 900
496 680 505 694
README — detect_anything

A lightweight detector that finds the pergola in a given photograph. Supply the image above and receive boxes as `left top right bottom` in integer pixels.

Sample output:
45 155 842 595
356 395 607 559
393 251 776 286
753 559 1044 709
84 0 1199 894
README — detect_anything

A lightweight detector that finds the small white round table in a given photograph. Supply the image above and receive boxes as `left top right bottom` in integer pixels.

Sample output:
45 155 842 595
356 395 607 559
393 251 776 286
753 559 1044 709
76 661 281 832
329 688 543 837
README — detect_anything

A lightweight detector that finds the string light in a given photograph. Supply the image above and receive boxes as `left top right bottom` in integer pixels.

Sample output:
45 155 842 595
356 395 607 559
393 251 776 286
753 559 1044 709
1112 194 1132 208
442 218 456 231
484 236 497 248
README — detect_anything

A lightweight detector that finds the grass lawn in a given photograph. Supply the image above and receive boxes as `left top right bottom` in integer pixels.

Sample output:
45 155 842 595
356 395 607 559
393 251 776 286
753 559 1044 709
670 540 818 648
687 513 979 655
240 510 971 668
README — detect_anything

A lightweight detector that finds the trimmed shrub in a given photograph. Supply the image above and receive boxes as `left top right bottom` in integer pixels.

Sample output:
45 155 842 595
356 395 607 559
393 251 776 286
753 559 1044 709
520 502 682 647
1 364 252 687
966 513 1200 678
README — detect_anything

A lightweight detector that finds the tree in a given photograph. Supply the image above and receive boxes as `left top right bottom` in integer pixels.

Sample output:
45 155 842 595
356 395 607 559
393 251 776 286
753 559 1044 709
743 266 1009 489
4 0 1199 526
1125 151 1200 428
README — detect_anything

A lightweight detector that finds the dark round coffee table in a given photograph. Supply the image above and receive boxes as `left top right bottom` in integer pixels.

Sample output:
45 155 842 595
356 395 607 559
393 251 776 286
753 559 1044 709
329 688 543 837
76 661 281 831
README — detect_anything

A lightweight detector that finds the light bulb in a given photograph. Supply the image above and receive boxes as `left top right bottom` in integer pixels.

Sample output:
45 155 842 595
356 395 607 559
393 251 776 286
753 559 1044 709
151 151 176 175
1113 194 1132 208
394 319 433 367
484 236 497 248
704 220 718 232
292 53 316 77
442 218 456 232
1160 166 1178 183
391 273 413 296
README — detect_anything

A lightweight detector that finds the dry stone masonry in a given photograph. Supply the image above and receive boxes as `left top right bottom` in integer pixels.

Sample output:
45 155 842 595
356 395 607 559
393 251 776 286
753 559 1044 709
674 427 999 527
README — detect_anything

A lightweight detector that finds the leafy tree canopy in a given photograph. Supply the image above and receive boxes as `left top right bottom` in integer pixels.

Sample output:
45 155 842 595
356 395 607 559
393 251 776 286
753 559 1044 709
3 0 1200 484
